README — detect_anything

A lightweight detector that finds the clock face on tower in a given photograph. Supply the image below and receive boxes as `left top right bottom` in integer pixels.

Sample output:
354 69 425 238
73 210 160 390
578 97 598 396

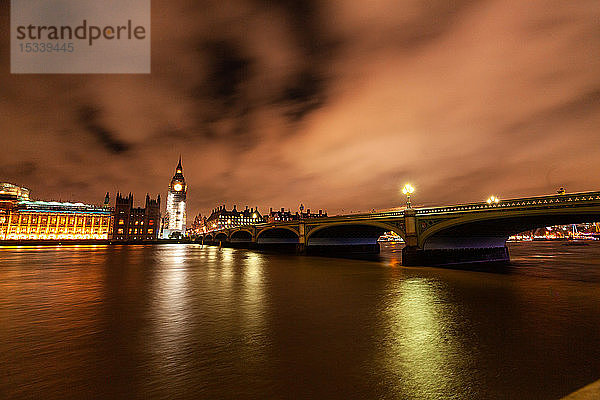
173 182 183 192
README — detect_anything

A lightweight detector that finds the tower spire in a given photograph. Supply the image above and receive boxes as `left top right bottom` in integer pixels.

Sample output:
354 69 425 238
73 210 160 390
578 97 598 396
176 155 183 173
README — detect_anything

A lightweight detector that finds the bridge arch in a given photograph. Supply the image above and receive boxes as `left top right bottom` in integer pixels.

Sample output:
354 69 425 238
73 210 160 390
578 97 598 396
214 232 229 242
256 227 299 244
231 230 253 242
419 208 600 249
306 222 405 246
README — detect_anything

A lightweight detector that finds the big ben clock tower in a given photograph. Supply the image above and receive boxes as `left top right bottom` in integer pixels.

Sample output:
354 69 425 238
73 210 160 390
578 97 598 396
163 157 187 238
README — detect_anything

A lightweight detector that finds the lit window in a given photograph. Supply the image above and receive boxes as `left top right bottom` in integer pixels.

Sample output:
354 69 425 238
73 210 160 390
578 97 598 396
141 221 144 225
148 229 153 234
117 228 124 234
119 219 124 225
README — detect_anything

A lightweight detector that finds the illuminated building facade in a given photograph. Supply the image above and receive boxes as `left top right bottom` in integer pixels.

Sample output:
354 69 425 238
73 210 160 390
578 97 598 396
206 205 264 231
189 213 208 235
0 182 30 203
0 183 112 240
162 157 187 238
112 193 160 241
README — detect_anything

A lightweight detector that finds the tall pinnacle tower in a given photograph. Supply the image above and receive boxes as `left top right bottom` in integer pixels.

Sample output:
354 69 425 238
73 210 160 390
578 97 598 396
162 156 187 238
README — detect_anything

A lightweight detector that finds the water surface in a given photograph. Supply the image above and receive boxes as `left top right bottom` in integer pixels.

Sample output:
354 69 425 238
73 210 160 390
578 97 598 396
1 242 599 399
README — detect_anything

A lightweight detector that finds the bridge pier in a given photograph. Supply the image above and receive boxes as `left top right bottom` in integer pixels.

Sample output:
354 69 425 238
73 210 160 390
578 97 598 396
403 208 418 247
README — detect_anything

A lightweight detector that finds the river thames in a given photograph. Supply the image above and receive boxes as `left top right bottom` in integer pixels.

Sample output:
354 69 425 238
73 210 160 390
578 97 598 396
1 242 599 399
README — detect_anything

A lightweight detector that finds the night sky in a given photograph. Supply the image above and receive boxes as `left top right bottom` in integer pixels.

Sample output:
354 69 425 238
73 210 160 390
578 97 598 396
1 0 599 218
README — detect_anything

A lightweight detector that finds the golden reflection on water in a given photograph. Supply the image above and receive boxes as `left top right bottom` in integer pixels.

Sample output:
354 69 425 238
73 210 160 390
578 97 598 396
146 245 270 386
382 277 468 399
240 252 267 335
149 245 193 377
213 247 235 285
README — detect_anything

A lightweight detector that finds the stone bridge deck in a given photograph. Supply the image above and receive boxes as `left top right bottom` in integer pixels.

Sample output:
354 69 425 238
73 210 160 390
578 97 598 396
198 190 600 266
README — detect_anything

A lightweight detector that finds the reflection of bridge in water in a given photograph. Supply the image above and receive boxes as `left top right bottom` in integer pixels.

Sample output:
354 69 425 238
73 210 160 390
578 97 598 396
198 191 600 266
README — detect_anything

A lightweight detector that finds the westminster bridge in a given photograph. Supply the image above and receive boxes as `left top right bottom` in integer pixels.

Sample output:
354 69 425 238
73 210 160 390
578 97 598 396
197 190 600 266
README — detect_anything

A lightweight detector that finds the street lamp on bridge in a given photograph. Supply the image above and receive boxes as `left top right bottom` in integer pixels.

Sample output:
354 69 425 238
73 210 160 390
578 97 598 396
402 183 415 208
486 195 500 204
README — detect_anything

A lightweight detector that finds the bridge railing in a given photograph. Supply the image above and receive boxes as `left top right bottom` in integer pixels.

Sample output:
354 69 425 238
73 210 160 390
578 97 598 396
414 191 600 216
199 191 600 234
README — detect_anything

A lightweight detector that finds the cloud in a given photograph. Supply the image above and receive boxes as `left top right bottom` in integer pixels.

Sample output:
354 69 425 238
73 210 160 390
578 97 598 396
0 0 599 216
77 105 131 154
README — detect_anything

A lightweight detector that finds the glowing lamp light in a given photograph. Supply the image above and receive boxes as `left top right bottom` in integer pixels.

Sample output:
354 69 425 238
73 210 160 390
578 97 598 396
486 195 500 204
402 184 415 195
401 183 415 208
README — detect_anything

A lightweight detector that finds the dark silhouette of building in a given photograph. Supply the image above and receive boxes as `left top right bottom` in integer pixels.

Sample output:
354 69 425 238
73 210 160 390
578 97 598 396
265 207 327 223
112 193 160 241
